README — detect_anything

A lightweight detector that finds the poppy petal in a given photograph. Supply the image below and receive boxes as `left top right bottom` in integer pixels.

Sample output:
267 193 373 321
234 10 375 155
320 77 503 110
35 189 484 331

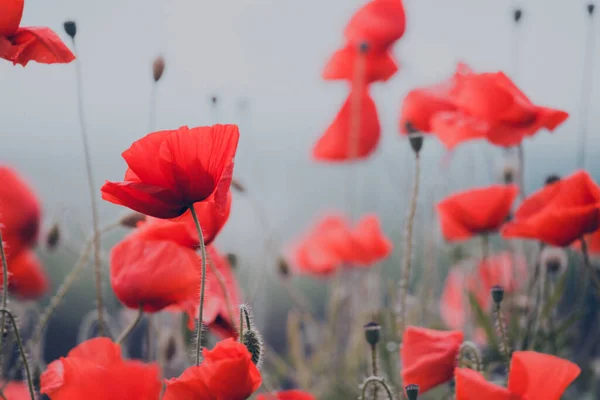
257 390 316 400
351 214 393 265
313 88 380 162
323 45 398 84
2 249 49 299
455 368 518 400
430 111 489 149
344 0 406 51
0 0 24 36
4 27 75 66
101 181 186 219
440 267 467 330
122 129 175 188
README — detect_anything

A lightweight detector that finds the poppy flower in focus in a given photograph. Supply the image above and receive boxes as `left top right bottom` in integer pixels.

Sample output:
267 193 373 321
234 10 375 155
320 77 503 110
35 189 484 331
257 390 316 400
163 338 261 400
40 338 161 400
291 213 392 277
432 71 568 148
0 166 41 256
0 381 35 399
0 0 75 66
313 86 380 162
401 327 463 394
101 125 239 219
455 351 580 400
502 170 600 246
1 249 49 299
437 185 518 241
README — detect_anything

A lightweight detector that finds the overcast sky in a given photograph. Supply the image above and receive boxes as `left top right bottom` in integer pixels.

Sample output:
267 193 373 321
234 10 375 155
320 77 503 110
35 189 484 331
1 0 599 252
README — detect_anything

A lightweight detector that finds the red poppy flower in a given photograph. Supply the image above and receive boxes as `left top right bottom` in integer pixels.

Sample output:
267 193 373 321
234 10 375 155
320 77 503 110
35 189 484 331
455 351 580 400
440 267 467 331
350 214 393 266
40 338 162 400
1 249 49 299
101 125 239 219
502 170 600 246
0 381 34 399
437 185 518 241
313 87 380 162
432 71 568 148
0 166 41 257
344 0 406 51
146 190 232 246
401 327 463 394
0 0 75 66
322 44 398 84
257 390 316 400
163 338 262 400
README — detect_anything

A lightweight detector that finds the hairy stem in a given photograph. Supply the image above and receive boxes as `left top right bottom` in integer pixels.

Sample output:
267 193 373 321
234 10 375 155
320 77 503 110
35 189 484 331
0 228 9 356
190 206 207 366
0 309 35 400
494 303 511 375
116 304 143 344
370 344 379 399
71 39 105 336
361 376 394 400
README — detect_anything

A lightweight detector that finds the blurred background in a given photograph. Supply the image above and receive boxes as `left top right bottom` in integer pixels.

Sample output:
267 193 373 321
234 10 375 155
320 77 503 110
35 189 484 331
0 0 599 373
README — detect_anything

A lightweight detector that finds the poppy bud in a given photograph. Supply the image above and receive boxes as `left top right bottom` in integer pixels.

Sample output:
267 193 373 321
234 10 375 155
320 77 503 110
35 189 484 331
231 178 246 193
242 329 264 366
164 335 177 362
513 8 522 23
63 21 77 39
491 285 504 304
405 384 420 400
46 222 60 251
363 321 381 346
499 159 519 184
118 211 146 228
540 246 568 276
278 257 290 277
545 174 560 185
225 253 238 269
588 3 595 16
359 42 369 54
211 95 218 105
405 122 424 155
152 56 165 82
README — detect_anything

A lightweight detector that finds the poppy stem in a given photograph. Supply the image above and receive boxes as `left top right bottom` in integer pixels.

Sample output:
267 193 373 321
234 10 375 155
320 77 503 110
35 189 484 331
360 376 394 400
577 6 596 169
370 343 379 399
517 144 526 199
580 237 600 294
70 38 105 337
457 341 483 371
397 152 421 339
493 302 511 375
239 307 244 341
116 304 144 344
0 228 9 356
0 309 35 400
148 83 158 132
481 234 489 261
189 206 207 366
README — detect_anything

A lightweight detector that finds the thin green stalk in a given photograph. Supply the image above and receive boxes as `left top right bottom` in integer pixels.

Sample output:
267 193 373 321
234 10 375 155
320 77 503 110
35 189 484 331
361 376 394 400
370 344 379 399
116 304 143 344
0 309 35 400
189 206 207 366
239 307 244 341
580 237 600 294
494 303 511 374
0 228 9 355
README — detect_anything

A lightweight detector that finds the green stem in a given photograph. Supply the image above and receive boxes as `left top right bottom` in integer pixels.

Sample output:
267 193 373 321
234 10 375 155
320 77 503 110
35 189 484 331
190 206 207 366
494 303 511 374
580 237 600 294
239 307 244 341
361 376 394 400
0 228 9 355
116 304 143 344
370 344 379 399
0 309 35 400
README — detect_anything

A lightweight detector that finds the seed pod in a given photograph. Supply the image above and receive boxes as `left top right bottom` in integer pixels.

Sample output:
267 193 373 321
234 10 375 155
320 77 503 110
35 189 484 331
152 56 165 82
405 384 420 400
63 21 77 39
491 285 504 304
46 222 60 251
363 322 381 346
119 212 146 228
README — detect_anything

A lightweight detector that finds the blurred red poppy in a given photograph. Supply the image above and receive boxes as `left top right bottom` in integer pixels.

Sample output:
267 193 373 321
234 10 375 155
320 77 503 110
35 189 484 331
257 390 315 400
291 213 391 276
455 351 580 400
323 44 398 84
0 381 35 399
101 125 239 219
437 185 518 241
40 338 161 400
1 249 48 299
163 338 261 400
344 0 406 51
313 87 380 162
502 170 600 246
401 327 463 394
0 0 75 66
432 71 568 148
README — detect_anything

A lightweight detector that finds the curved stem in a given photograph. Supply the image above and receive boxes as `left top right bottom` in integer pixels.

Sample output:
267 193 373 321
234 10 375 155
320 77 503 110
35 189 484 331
0 228 9 355
457 342 483 371
580 237 600 294
116 304 143 344
0 309 35 400
190 206 207 366
397 153 421 339
71 39 105 337
361 376 394 400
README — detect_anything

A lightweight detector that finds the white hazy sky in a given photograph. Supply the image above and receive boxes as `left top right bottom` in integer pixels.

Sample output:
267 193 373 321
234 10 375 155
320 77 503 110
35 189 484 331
1 0 599 253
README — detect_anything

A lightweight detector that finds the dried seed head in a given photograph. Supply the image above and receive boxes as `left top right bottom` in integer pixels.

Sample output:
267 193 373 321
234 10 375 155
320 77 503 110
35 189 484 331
405 123 423 155
513 8 522 23
152 56 166 82
277 257 290 277
231 178 246 193
119 212 146 228
545 174 560 185
363 321 381 346
540 246 568 276
63 21 77 39
46 222 60 251
588 3 595 16
405 384 420 400
491 285 504 304
242 330 264 367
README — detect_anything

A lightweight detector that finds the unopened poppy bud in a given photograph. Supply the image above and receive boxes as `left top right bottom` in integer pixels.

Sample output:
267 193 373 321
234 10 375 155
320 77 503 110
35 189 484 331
152 56 165 82
363 322 381 346
119 212 146 228
63 21 77 39
359 42 369 54
231 178 246 193
225 253 238 269
278 257 290 277
545 174 560 185
588 3 595 15
46 223 60 251
405 384 419 400
513 8 522 23
211 95 218 105
491 285 504 304
541 246 568 276
242 330 264 366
